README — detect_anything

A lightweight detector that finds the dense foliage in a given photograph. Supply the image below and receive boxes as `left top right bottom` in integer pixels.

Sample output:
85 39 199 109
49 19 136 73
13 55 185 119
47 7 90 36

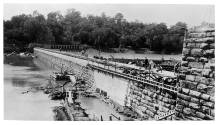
4 9 187 53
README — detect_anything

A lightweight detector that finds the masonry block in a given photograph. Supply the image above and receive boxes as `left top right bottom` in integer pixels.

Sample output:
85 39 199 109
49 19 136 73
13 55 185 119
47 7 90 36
191 49 203 56
188 62 204 69
185 75 195 81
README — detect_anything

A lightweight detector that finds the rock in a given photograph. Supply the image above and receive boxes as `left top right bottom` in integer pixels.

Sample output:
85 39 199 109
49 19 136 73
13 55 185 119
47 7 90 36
199 43 209 49
204 115 214 120
204 62 215 69
209 43 215 49
175 105 184 112
203 49 214 58
204 37 215 44
191 68 202 75
185 75 195 81
181 88 190 94
210 96 214 102
190 97 200 103
145 110 154 118
211 109 215 117
196 111 205 119
207 87 215 97
178 93 191 101
181 81 198 90
183 108 192 115
197 84 208 92
199 57 208 63
182 48 190 55
203 101 214 108
177 99 189 106
181 61 188 67
202 69 211 77
187 43 196 48
188 62 204 69
200 93 210 101
189 90 201 98
189 102 200 110
186 57 196 62
191 49 203 56
162 97 169 103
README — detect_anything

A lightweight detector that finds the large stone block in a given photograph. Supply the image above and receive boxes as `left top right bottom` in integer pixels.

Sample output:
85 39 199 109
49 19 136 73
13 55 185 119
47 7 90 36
200 93 211 101
188 62 204 69
187 43 196 48
177 98 189 106
191 49 203 56
196 111 205 119
189 102 200 110
178 93 191 101
190 97 200 103
182 48 190 55
189 90 201 98
185 75 196 81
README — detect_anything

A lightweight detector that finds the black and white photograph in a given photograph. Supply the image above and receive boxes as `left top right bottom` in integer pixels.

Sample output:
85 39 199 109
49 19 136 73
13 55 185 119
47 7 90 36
2 1 215 122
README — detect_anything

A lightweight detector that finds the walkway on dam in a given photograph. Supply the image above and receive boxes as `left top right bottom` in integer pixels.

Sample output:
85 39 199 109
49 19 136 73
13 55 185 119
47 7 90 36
35 48 178 93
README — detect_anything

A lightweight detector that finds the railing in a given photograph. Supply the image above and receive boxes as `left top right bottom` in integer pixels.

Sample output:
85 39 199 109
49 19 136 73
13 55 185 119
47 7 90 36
35 48 178 93
88 64 177 93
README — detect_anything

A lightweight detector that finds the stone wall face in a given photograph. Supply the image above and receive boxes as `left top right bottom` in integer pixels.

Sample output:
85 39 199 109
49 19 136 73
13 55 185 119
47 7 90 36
34 48 94 86
126 81 177 120
175 29 215 120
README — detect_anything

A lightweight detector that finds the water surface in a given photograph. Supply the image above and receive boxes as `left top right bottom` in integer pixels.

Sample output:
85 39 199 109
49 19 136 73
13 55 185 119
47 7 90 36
4 56 60 120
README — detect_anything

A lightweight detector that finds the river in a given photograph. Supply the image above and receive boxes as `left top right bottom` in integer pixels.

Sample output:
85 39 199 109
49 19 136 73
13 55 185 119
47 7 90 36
4 55 128 121
4 55 60 120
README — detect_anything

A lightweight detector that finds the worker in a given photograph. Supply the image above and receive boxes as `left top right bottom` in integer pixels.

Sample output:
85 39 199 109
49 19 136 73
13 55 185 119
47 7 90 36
144 57 149 69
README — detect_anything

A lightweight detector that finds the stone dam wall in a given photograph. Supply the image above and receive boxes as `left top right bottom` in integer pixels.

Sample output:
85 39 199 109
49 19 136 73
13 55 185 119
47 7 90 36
126 80 177 120
34 27 215 121
175 28 215 120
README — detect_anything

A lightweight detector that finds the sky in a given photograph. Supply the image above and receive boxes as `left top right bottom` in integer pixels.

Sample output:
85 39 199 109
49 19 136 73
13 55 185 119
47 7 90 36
3 4 214 27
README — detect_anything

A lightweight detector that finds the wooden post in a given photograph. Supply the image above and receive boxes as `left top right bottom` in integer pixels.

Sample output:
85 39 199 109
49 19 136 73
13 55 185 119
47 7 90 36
109 116 112 121
101 115 103 121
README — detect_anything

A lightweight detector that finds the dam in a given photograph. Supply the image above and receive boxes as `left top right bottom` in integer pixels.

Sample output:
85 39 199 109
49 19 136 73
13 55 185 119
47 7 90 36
33 28 215 120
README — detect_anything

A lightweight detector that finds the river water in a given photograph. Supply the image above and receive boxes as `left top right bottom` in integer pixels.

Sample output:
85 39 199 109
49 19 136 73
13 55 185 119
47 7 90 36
4 56 60 120
4 55 128 121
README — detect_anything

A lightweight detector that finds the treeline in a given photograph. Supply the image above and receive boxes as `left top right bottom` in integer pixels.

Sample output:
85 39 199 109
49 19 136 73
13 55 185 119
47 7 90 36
4 9 187 53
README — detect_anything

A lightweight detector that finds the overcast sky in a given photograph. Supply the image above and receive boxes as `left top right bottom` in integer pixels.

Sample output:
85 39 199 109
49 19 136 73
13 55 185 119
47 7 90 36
4 4 214 27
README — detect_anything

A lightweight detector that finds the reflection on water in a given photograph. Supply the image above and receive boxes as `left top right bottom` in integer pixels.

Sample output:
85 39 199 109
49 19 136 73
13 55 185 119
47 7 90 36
4 56 60 120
